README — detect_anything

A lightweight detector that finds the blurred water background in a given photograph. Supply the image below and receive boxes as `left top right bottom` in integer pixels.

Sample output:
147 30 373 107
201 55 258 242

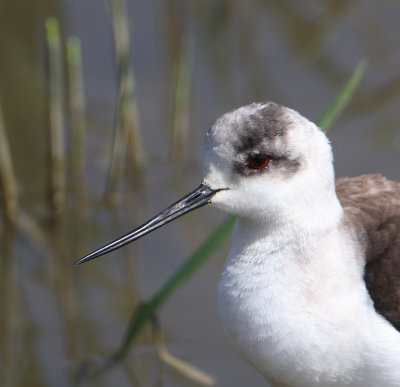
0 1 400 386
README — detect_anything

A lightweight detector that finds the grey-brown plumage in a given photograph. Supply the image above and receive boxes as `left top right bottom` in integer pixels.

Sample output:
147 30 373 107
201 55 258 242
336 174 400 330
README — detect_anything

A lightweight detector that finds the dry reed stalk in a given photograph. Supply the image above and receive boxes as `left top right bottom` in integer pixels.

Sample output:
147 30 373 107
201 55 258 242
0 102 18 224
106 0 145 199
152 317 216 386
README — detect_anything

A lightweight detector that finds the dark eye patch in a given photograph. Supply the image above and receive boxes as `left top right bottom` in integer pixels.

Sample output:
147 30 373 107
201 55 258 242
225 102 303 178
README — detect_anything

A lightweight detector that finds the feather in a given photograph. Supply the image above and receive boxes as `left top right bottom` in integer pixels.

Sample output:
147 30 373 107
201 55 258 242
336 174 400 330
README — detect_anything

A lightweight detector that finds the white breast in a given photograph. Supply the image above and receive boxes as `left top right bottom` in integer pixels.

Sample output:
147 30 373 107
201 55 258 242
218 219 400 387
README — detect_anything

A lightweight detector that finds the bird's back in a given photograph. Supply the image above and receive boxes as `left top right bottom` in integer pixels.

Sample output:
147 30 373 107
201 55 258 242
336 174 400 330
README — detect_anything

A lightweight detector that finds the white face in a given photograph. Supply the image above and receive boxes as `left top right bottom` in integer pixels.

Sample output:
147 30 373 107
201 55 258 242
202 102 335 221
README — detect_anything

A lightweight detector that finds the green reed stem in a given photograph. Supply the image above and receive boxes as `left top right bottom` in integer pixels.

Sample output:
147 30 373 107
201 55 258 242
46 17 66 216
66 36 86 205
317 59 367 132
171 34 194 168
109 215 236 364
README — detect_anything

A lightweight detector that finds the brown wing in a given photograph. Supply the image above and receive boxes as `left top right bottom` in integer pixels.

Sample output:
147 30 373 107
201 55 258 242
336 174 400 331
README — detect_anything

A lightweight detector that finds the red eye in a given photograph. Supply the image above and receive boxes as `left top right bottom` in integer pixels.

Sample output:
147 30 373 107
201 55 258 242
249 154 270 169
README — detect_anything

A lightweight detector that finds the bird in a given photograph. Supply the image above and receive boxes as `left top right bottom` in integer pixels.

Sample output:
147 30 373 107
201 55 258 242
76 102 400 386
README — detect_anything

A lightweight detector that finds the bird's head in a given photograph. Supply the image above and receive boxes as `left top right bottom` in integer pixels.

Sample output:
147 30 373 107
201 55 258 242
202 102 335 220
75 102 336 265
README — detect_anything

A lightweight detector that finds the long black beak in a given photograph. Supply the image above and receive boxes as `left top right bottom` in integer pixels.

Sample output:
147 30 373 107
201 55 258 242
74 183 219 266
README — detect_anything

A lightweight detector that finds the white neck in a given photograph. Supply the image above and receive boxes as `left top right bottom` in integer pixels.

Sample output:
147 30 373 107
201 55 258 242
218 195 400 386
